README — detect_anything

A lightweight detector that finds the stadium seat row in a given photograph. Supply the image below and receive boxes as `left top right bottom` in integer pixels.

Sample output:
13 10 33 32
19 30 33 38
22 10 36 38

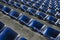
55 0 60 12
16 0 58 14
2 0 59 11
1 0 60 27
19 0 60 18
0 4 59 28
0 21 27 40
0 4 60 40
17 0 45 4
2 0 60 18
16 0 60 19
19 0 45 8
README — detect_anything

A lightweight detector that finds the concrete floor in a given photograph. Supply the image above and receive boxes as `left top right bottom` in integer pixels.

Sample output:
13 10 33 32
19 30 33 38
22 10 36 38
0 1 60 40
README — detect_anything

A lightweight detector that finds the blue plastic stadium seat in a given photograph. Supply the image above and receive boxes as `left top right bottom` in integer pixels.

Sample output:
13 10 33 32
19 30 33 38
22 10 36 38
8 0 14 5
28 20 44 32
36 11 47 20
57 5 60 8
0 4 4 11
41 0 44 2
26 2 33 7
49 6 56 10
45 0 50 4
44 1 49 5
2 6 11 14
20 0 27 4
37 1 42 5
20 37 27 40
47 8 56 16
14 2 20 8
36 1 42 5
46 16 58 24
18 15 31 25
3 0 9 3
33 3 40 9
56 12 60 17
43 27 60 38
0 27 18 40
56 7 60 12
39 5 48 12
0 21 4 31
9 10 20 19
27 8 36 15
31 0 37 3
50 3 55 7
17 0 21 2
20 5 28 12
42 3 49 8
